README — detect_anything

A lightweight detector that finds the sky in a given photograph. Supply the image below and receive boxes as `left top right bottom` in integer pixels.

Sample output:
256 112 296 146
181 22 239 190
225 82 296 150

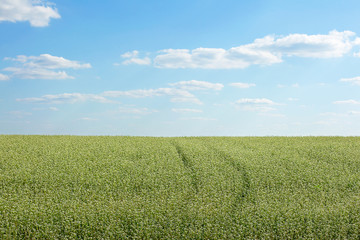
1 0 360 136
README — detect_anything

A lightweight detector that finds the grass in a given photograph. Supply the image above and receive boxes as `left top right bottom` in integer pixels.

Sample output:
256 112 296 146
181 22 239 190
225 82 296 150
0 135 360 239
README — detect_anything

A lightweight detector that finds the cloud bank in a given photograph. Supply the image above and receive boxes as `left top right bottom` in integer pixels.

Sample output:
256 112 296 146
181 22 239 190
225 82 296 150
340 76 360 86
124 30 360 69
17 93 112 104
4 54 91 80
17 80 223 105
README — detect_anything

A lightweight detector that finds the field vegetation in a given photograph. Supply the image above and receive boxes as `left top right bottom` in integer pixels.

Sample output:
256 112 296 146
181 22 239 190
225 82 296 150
0 136 360 239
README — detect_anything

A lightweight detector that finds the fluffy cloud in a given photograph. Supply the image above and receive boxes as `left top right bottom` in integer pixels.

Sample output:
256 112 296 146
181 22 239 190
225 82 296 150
104 87 202 105
169 80 223 91
0 73 9 81
154 47 281 69
122 31 359 69
234 98 278 112
170 97 202 105
17 93 113 104
254 30 356 58
333 99 360 105
103 80 222 105
7 54 91 69
103 88 194 98
340 76 360 86
4 67 72 79
4 54 91 80
229 82 256 88
0 0 60 27
17 80 221 106
121 50 151 65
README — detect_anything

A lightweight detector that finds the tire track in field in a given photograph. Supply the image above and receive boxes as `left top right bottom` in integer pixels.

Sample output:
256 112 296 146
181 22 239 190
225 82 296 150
200 140 251 208
218 150 250 201
171 140 199 194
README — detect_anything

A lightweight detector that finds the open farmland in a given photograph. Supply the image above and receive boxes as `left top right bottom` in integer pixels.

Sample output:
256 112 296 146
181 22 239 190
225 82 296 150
1 136 360 239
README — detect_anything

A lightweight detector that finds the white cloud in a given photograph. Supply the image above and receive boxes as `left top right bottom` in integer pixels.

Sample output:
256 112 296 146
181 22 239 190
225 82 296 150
340 76 360 86
7 54 91 69
169 80 223 91
104 88 203 105
229 82 256 88
103 88 193 98
4 67 73 79
154 47 281 69
4 54 91 80
121 51 137 58
17 80 222 106
291 83 300 88
288 97 299 101
234 98 278 112
259 30 356 58
333 99 360 105
16 88 202 106
103 80 222 105
0 0 60 27
152 30 358 69
172 108 203 113
17 93 113 104
0 73 10 81
49 106 58 111
121 50 151 65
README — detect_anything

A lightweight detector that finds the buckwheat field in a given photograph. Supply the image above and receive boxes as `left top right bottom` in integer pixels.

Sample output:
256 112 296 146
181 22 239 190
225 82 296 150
1 136 360 239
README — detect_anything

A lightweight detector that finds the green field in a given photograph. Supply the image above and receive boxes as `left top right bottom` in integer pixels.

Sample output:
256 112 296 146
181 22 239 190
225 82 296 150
1 136 360 239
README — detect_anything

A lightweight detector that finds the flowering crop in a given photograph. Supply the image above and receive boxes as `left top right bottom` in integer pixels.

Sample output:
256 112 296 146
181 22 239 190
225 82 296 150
0 136 359 239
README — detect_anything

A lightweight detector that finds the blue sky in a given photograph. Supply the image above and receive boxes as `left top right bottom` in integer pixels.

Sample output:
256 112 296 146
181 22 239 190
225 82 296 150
1 0 360 136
